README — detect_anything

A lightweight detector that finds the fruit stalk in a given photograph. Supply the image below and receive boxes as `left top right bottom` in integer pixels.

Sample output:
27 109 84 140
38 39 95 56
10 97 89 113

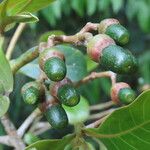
75 71 117 87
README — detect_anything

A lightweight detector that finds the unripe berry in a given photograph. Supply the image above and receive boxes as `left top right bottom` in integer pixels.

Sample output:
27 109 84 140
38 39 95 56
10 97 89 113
39 47 67 82
98 18 129 45
100 45 137 74
87 34 137 74
119 88 136 104
57 84 80 107
111 82 136 104
50 78 80 107
87 34 115 62
21 81 45 105
44 103 68 129
24 133 40 145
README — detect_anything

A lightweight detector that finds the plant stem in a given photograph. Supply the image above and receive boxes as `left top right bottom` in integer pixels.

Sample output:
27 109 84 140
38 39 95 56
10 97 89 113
1 114 25 149
86 117 107 128
78 22 99 34
6 23 26 60
11 46 39 74
32 122 51 135
0 135 14 147
86 108 115 128
38 32 93 52
39 22 99 51
90 101 115 111
17 108 41 138
89 108 115 120
73 123 85 148
75 71 116 87
1 114 16 136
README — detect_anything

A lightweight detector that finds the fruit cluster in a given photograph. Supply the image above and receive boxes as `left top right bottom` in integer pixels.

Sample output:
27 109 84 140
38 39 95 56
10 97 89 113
21 18 137 129
86 18 137 104
87 18 137 74
22 47 80 129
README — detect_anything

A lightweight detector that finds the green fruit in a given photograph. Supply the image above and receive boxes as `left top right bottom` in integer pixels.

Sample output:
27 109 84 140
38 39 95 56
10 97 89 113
21 82 44 105
45 104 68 129
57 84 80 107
119 88 136 104
100 45 137 74
105 24 129 45
87 34 115 62
22 86 40 105
44 57 66 81
24 133 40 145
39 48 66 82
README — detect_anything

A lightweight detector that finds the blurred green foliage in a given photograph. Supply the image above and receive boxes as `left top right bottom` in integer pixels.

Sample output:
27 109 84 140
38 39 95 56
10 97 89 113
39 0 150 32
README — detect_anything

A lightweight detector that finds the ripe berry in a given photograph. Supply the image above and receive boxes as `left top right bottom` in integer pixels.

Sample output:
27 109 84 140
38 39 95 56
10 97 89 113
39 47 67 82
21 81 44 105
44 103 68 129
50 78 80 107
87 34 137 74
111 82 136 104
98 18 129 45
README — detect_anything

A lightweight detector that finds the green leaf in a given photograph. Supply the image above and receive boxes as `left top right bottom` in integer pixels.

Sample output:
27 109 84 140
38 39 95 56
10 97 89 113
79 79 102 105
20 45 87 81
55 45 87 82
71 0 85 17
39 30 65 42
0 48 13 94
111 0 123 13
0 0 55 16
25 134 74 150
126 0 138 20
126 0 150 32
41 1 62 26
19 62 40 79
0 12 39 32
0 0 8 20
86 0 97 16
52 1 62 19
99 78 111 96
63 96 89 125
7 12 39 23
98 0 111 11
86 56 98 72
61 0 71 16
84 90 150 149
65 141 95 150
138 50 150 84
0 95 10 117
0 0 55 32
41 5 57 26
137 1 150 32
